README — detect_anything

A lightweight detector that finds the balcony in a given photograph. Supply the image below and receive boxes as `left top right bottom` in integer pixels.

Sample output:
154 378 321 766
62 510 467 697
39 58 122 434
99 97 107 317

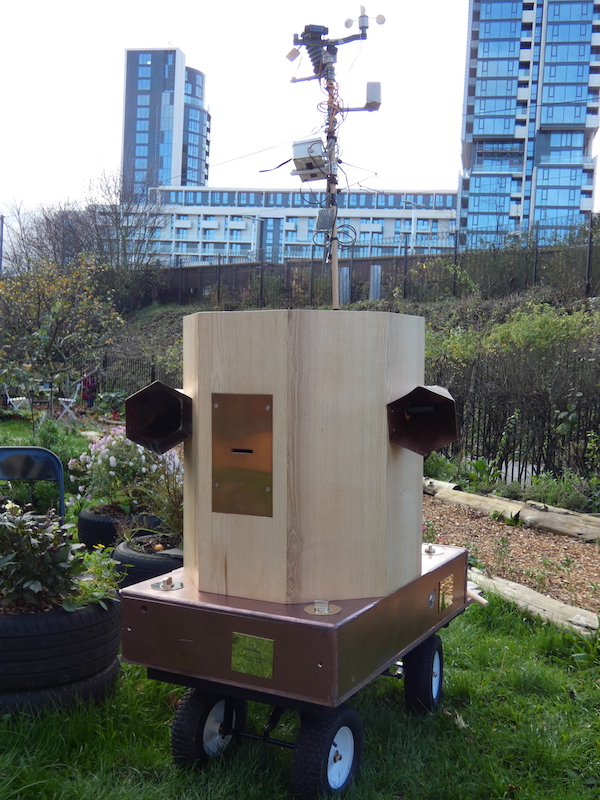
581 197 594 212
586 112 599 129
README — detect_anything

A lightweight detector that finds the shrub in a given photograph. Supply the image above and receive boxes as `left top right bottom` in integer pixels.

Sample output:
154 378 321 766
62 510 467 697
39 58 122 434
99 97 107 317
0 508 119 612
523 470 593 513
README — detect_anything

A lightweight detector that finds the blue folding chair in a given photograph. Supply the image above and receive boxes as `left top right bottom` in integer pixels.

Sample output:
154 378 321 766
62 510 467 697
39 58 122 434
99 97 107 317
0 447 65 519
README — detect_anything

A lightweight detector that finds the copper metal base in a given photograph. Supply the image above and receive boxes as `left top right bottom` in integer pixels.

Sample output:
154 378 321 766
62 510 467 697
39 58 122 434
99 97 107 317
121 544 469 708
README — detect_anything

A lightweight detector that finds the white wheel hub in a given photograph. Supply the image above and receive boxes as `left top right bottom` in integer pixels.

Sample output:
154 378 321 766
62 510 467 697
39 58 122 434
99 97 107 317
327 725 355 789
431 651 441 699
203 700 233 756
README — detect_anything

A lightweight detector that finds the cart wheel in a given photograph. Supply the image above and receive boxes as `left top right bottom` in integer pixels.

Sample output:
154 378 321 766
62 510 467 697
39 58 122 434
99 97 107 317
403 633 444 713
291 704 363 799
171 688 247 767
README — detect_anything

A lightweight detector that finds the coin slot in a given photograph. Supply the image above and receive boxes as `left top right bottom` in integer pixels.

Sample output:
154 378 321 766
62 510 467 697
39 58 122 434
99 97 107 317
231 448 254 454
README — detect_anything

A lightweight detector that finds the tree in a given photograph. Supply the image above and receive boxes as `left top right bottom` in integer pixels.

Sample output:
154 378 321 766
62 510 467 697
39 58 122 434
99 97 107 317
82 172 165 312
2 171 165 313
0 256 123 398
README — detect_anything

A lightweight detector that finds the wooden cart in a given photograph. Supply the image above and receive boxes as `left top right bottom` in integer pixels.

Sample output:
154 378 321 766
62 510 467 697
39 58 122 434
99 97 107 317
122 309 466 797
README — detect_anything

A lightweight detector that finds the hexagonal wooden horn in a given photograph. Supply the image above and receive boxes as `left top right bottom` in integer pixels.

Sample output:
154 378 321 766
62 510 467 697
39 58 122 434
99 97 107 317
125 381 192 455
387 386 457 457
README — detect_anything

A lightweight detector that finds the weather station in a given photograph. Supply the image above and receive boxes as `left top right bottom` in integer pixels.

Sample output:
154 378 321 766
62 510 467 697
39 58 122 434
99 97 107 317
119 9 480 799
287 8 384 309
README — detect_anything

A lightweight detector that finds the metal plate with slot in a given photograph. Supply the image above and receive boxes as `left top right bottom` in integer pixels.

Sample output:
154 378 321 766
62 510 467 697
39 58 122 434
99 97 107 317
212 393 273 517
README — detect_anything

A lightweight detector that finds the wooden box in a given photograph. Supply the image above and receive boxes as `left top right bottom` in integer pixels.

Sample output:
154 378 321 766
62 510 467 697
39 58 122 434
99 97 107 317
182 310 424 604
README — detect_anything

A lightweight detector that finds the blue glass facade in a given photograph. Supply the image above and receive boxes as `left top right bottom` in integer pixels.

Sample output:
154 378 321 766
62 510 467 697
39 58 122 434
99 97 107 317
459 1 598 246
122 49 210 198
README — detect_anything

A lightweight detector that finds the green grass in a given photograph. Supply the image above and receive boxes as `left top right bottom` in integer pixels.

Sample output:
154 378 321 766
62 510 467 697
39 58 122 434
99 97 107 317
1 597 599 800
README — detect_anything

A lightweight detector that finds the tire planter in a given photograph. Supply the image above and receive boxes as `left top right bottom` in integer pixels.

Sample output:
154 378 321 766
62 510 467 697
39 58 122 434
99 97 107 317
113 536 184 587
0 600 121 714
77 507 161 549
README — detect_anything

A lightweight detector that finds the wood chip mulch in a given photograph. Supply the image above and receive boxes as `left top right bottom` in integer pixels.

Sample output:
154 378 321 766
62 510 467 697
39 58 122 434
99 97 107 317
423 494 600 616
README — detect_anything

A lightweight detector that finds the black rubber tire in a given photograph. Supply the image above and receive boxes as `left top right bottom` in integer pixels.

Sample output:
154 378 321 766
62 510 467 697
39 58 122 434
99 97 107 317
77 507 123 548
403 633 444 713
112 538 184 587
0 601 120 691
77 508 161 549
171 689 247 768
0 657 120 715
291 704 363 799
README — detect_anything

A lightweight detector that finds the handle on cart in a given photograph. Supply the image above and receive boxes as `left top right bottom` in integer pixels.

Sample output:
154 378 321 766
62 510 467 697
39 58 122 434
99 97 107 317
467 588 489 607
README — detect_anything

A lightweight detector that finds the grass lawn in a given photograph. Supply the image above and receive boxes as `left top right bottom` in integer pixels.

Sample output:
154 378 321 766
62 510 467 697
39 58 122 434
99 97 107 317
1 596 599 800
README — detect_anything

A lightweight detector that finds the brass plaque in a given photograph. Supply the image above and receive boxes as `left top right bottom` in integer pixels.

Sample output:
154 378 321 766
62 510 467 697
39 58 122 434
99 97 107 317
212 394 273 517
231 632 274 679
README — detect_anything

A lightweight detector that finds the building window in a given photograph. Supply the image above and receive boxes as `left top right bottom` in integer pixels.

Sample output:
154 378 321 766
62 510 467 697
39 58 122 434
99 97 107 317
137 95 150 105
138 66 151 77
138 80 151 90
138 53 151 64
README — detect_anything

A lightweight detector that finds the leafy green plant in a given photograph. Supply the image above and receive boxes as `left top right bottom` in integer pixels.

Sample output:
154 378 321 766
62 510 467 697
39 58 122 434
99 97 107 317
0 509 119 612
95 391 128 416
423 451 457 481
66 546 121 611
492 534 511 574
462 457 501 494
523 470 592 513
489 509 521 526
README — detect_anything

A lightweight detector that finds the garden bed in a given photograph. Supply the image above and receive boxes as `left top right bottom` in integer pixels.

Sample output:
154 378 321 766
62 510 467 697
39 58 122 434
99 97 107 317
424 494 600 614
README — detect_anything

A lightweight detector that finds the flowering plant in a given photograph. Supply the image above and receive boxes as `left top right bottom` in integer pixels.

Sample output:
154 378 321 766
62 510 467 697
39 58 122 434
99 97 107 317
68 426 159 513
69 428 184 547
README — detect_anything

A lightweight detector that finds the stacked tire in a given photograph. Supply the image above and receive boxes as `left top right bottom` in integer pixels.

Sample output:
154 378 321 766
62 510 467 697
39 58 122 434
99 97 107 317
77 508 161 549
0 600 120 714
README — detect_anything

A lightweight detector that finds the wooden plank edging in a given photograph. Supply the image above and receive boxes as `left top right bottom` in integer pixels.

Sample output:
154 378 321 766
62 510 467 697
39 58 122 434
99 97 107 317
468 569 598 635
424 480 600 542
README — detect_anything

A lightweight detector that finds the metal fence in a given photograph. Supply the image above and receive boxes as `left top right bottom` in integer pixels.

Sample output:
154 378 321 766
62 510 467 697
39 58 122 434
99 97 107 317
156 231 600 308
98 355 182 396
99 350 598 485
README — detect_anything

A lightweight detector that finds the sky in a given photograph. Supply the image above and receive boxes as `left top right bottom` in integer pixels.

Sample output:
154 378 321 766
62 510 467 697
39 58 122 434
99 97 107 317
1 0 471 214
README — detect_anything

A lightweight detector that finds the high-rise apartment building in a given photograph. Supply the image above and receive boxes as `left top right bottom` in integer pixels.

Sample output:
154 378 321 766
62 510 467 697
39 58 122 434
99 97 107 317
459 0 599 245
122 48 210 197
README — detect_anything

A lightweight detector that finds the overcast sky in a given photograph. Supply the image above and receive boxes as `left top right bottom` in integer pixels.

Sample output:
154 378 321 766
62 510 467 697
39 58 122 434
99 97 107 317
2 0 471 214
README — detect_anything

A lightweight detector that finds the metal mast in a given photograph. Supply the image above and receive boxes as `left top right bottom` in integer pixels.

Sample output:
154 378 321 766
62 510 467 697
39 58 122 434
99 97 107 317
289 7 384 308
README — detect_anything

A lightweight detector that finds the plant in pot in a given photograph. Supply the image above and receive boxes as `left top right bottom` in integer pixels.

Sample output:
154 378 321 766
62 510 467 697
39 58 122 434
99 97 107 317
111 446 184 587
71 426 161 548
0 506 121 714
95 390 128 420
